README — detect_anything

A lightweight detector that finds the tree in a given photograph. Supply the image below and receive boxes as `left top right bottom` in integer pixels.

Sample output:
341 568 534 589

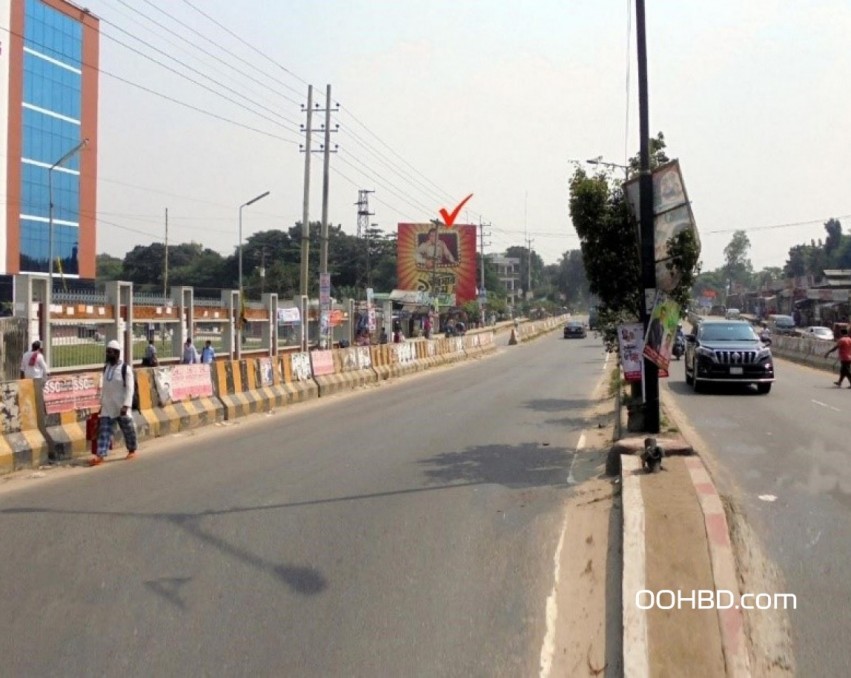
555 249 589 309
784 244 809 278
824 218 842 256
96 253 123 280
722 230 753 289
569 132 699 346
505 245 545 297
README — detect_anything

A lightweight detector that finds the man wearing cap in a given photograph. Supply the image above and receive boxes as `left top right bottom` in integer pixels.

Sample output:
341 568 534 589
90 339 138 466
20 340 49 379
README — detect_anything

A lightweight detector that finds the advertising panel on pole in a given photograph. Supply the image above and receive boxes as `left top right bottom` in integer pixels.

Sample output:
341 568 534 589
642 293 681 373
42 372 101 414
624 160 700 292
366 287 376 332
396 223 477 304
617 323 645 382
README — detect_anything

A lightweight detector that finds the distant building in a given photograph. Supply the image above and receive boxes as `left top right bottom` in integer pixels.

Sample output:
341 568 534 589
0 0 99 280
487 253 521 306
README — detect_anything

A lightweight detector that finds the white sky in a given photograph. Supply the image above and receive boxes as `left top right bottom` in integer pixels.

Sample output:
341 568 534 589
81 0 851 273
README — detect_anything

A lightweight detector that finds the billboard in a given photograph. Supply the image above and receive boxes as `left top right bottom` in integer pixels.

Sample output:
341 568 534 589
624 160 700 292
397 223 477 305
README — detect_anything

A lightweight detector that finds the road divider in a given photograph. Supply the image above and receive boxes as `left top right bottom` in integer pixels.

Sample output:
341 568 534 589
0 379 49 473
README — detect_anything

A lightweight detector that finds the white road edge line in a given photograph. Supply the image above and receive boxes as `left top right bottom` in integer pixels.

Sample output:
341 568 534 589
540 349 610 677
811 398 840 412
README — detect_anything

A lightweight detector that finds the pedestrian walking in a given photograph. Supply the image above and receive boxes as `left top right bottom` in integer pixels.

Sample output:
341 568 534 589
20 340 49 379
142 338 158 367
182 337 199 364
200 340 215 364
89 339 137 466
826 326 851 388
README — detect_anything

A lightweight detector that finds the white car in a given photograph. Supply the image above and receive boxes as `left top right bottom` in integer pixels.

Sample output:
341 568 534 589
725 308 741 319
803 326 833 341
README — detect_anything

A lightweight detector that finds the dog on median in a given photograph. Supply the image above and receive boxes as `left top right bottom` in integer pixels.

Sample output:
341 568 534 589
641 437 665 473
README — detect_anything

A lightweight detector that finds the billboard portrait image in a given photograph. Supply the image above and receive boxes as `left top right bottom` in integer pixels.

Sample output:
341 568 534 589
397 223 477 304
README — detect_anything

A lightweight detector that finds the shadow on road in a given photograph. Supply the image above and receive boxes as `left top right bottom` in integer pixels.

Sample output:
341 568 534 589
524 398 595 412
666 381 767 397
419 442 572 489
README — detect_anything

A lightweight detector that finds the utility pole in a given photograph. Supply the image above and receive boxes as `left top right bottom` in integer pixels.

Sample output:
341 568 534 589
163 207 168 349
479 219 490 323
299 85 314 298
317 84 339 276
355 190 374 296
636 0 660 433
525 235 535 302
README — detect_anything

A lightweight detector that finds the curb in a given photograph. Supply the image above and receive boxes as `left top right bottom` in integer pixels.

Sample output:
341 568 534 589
620 454 650 678
684 457 751 677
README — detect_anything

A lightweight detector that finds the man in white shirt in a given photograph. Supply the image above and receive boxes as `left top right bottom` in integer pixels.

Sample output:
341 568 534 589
90 339 137 466
20 340 49 379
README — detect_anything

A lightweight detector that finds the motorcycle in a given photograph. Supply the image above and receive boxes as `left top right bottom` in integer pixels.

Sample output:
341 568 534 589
672 334 685 360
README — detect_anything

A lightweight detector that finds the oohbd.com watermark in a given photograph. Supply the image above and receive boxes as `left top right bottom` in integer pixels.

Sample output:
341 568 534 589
636 589 797 611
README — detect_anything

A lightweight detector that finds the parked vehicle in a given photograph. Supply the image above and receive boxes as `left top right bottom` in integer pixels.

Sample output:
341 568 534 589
767 314 797 336
672 334 685 360
725 308 741 320
802 326 834 341
588 306 599 331
684 319 775 394
563 321 587 339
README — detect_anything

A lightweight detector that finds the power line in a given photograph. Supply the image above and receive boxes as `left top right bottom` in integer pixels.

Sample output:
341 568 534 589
107 0 304 109
0 25 296 144
98 22 302 136
706 214 851 235
179 0 310 94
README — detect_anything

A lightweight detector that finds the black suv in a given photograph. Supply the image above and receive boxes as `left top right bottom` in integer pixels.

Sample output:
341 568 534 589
684 319 775 394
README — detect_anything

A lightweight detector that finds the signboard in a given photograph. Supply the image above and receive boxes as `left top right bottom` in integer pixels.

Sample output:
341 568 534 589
617 323 645 382
397 223 477 304
624 160 700 292
642 292 681 372
290 352 313 381
366 287 376 332
42 372 101 414
319 273 331 305
259 357 274 386
277 307 301 324
310 350 335 377
154 364 213 405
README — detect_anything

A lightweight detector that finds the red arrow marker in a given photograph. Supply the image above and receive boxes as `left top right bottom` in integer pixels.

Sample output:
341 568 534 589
439 193 474 227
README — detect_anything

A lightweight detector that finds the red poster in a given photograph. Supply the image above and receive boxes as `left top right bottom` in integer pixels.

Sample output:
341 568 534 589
397 223 477 304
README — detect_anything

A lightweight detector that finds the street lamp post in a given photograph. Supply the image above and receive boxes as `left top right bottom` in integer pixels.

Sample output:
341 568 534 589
586 156 630 181
45 138 88 367
238 190 270 353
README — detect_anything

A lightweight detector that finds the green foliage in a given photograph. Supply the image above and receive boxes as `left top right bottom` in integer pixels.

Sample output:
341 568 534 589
784 218 846 278
96 253 123 280
555 249 589 309
505 245 546 296
569 132 699 347
722 230 754 288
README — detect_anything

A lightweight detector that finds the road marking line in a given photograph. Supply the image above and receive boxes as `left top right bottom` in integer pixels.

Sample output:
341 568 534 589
621 454 650 678
566 433 585 485
540 352 610 677
811 399 840 412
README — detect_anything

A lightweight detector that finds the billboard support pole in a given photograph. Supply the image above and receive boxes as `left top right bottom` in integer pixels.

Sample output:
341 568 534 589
636 0 660 433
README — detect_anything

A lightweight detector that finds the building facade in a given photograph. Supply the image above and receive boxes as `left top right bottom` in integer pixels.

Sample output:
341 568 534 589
1 0 98 279
487 253 521 306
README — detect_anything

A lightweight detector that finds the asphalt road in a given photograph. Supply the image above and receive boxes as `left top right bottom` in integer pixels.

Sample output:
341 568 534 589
0 329 608 677
663 354 851 676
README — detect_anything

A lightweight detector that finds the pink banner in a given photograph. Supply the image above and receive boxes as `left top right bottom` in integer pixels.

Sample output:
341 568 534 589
169 364 213 402
310 350 335 376
42 372 101 414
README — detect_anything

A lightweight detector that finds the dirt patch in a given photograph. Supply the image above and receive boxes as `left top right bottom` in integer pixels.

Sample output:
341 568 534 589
642 457 726 677
548 371 623 677
550 474 621 677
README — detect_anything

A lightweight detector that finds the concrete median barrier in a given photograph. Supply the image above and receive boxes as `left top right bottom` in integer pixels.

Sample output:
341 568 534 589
279 351 319 404
0 379 49 474
140 364 224 434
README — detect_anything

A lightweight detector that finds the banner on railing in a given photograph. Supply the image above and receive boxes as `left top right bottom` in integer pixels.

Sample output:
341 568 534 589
154 364 213 405
42 372 101 414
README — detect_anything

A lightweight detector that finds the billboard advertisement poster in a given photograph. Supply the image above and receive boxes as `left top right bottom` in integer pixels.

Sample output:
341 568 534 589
617 323 645 382
624 160 700 292
310 350 335 377
290 352 313 381
642 293 681 372
42 372 101 414
154 364 213 405
396 223 477 304
259 358 274 386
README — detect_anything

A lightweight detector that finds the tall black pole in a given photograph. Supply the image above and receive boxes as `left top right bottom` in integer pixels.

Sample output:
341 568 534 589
636 0 660 433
